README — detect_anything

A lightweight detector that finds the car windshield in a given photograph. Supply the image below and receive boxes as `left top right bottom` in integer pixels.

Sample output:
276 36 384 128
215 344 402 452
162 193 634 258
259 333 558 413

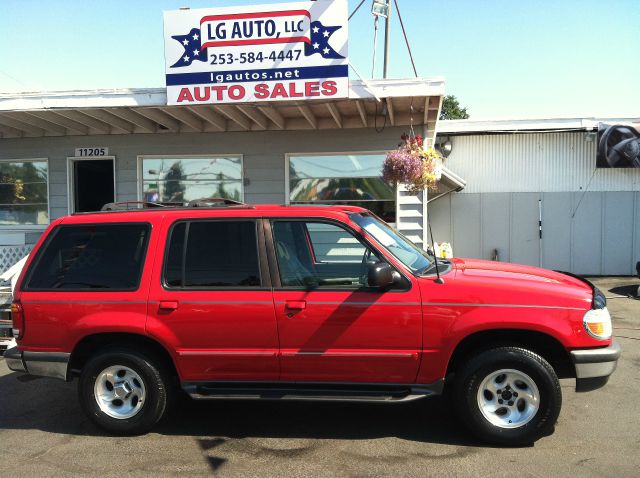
350 213 433 274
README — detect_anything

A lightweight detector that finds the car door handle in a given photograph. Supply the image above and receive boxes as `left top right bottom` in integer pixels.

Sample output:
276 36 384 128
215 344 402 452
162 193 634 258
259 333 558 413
159 300 179 311
285 300 306 311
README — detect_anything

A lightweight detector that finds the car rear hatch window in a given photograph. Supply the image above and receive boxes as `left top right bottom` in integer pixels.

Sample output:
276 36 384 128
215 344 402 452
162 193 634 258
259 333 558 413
23 223 150 291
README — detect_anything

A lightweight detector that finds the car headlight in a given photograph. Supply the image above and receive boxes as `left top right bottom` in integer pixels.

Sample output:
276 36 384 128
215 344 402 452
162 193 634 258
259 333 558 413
583 307 612 340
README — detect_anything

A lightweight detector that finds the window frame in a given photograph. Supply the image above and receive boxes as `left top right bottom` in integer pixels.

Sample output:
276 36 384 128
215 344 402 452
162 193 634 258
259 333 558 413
284 150 396 206
21 222 152 292
0 157 50 230
137 154 245 203
161 218 270 291
265 217 411 293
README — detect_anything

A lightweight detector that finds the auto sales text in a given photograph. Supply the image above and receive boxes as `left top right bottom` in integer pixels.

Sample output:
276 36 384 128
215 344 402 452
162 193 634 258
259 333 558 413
176 80 338 102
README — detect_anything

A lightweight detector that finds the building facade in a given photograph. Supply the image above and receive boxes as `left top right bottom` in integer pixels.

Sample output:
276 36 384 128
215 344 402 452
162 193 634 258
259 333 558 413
431 118 640 276
1 84 637 277
0 79 449 273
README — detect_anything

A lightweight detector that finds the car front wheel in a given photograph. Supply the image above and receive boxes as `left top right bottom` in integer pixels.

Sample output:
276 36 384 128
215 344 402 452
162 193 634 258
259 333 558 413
454 347 562 445
78 348 170 435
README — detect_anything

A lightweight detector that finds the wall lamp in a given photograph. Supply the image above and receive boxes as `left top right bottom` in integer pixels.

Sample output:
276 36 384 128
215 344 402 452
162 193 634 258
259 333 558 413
436 136 453 158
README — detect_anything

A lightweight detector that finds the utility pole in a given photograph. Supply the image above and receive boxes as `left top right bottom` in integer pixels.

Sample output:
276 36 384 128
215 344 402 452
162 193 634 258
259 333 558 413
383 0 391 78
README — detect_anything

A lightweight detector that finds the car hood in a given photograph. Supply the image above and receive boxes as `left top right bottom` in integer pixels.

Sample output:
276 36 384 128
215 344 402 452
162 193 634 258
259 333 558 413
426 257 594 309
452 258 592 288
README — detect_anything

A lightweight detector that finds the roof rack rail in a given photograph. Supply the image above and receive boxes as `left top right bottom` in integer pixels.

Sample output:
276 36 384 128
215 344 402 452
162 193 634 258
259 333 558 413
100 201 181 211
187 198 248 208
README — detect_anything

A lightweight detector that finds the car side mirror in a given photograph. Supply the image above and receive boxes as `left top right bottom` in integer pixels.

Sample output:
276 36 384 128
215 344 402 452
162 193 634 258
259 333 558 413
368 262 400 290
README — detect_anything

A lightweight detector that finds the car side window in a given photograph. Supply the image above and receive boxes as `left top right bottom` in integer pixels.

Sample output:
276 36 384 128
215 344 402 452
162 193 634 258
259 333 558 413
164 220 261 288
24 223 150 291
272 220 381 289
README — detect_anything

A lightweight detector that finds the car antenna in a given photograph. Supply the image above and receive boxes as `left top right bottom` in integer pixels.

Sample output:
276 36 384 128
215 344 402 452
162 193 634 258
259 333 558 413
428 222 445 284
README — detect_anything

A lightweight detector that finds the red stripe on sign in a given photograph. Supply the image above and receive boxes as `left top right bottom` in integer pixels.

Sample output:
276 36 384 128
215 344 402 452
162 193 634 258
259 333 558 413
201 36 310 49
200 10 311 24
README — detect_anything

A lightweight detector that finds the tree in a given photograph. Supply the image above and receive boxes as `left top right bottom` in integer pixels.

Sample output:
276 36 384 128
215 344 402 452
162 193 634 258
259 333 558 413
163 161 186 202
439 95 470 120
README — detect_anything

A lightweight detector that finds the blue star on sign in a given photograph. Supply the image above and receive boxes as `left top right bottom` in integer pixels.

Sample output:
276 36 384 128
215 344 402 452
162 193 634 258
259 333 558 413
170 28 207 68
304 21 345 59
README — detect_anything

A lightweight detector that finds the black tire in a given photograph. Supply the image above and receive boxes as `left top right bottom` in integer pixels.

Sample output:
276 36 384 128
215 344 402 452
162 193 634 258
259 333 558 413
453 347 562 445
78 347 170 435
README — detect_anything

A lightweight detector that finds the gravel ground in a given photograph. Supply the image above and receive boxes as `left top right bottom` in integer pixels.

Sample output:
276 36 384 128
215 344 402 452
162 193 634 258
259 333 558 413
0 276 638 477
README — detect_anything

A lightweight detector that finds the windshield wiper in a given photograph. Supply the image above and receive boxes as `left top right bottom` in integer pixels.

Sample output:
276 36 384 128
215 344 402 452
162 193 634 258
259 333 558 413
417 263 438 276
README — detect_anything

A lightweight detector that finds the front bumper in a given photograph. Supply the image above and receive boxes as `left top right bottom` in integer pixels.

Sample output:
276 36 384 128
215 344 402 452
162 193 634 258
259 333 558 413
4 346 70 380
571 340 621 392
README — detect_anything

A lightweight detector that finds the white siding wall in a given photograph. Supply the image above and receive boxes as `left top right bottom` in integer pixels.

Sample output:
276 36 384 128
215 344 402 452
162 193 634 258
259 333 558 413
396 186 426 246
430 132 640 275
0 126 423 246
307 223 366 263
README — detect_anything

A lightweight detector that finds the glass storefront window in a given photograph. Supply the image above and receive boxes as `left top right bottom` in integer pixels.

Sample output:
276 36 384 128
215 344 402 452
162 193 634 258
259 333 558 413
288 154 395 222
140 156 242 203
0 160 49 226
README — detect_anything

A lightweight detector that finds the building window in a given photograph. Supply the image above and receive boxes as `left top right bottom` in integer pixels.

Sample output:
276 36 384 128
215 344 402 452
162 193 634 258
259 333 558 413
140 156 242 204
0 159 48 226
288 154 395 223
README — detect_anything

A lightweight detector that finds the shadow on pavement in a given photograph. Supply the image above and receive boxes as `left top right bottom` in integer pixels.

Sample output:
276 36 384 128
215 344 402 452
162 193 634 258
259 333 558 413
0 367 492 448
609 284 638 299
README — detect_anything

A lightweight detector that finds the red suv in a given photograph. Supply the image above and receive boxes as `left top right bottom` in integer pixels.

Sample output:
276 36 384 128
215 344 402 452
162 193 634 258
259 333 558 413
5 202 620 444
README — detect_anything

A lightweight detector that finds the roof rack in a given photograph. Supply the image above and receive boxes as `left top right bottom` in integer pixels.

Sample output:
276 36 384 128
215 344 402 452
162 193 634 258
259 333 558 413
186 198 249 208
96 198 251 213
100 201 181 211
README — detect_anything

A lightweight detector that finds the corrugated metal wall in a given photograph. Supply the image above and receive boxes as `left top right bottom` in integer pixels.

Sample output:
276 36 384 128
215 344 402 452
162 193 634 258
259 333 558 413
430 132 640 275
444 132 640 193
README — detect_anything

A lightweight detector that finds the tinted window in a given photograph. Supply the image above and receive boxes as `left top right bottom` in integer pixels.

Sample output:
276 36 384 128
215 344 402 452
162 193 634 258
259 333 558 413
272 221 381 288
164 221 261 288
25 224 150 290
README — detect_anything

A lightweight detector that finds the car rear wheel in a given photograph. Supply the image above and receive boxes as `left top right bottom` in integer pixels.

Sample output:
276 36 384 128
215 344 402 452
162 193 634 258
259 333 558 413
453 347 562 445
79 348 170 435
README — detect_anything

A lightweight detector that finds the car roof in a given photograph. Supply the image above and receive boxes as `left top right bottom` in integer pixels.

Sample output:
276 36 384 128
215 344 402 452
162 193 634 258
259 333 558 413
61 204 369 224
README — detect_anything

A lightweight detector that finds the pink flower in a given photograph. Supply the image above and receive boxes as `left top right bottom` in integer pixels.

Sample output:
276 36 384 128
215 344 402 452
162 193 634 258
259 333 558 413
382 134 441 194
383 150 423 184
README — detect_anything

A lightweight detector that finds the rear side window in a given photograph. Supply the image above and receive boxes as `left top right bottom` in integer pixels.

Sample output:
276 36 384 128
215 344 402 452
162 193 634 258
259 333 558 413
164 220 261 288
25 223 150 291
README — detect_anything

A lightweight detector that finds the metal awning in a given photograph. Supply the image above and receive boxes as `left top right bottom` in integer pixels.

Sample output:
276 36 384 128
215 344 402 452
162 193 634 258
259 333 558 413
0 77 444 142
427 166 466 203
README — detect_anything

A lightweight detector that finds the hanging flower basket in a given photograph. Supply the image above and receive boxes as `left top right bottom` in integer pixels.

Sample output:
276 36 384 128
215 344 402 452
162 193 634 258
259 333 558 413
382 134 441 194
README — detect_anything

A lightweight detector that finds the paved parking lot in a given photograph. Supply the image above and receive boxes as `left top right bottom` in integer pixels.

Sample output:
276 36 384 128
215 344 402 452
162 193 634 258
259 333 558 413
1 277 639 477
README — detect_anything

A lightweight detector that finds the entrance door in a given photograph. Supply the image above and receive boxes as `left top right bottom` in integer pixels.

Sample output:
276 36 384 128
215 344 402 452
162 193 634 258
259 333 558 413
268 219 423 384
70 158 115 212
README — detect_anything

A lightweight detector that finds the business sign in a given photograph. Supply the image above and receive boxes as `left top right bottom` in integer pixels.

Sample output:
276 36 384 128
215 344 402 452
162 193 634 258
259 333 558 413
163 0 349 105
596 122 640 168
